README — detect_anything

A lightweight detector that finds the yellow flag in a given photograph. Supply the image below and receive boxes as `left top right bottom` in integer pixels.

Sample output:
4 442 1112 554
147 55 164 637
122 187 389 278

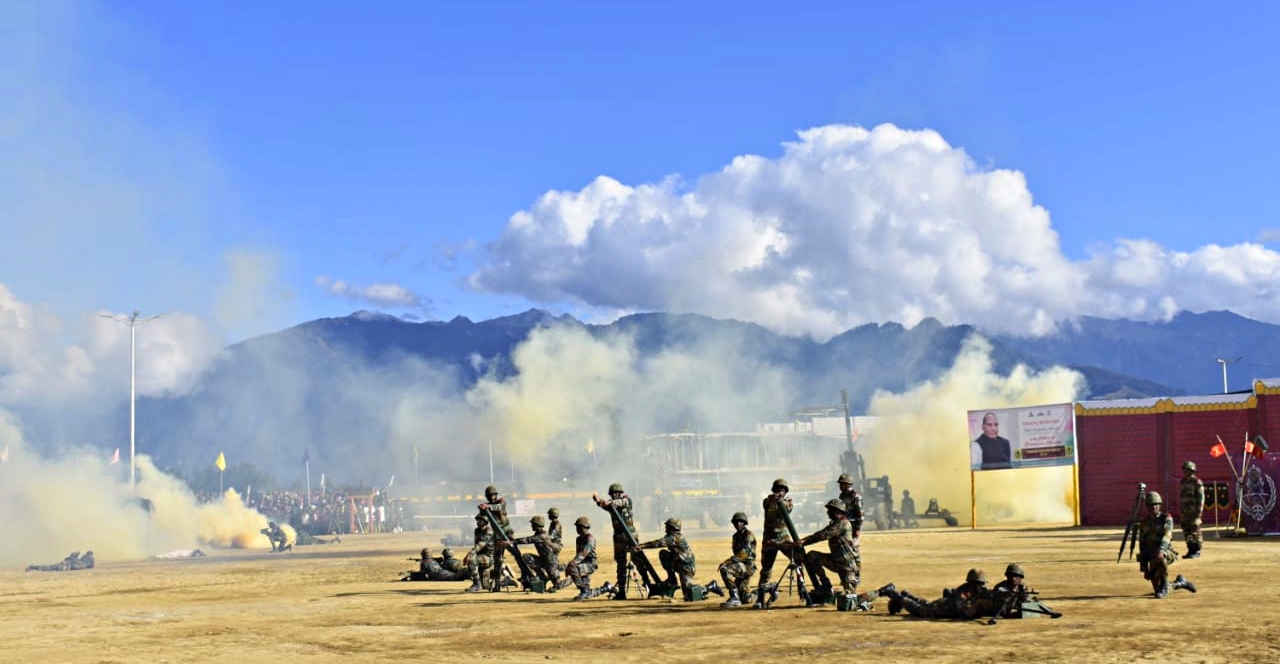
585 438 595 454
215 451 226 471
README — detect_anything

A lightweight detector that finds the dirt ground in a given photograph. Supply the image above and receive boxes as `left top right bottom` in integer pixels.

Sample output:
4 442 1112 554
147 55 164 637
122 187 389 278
4 523 1277 664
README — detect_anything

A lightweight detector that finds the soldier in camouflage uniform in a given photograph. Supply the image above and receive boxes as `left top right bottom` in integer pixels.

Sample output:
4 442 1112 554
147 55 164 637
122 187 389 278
465 514 496 592
547 507 563 547
754 477 796 609
787 498 860 603
837 473 865 534
566 516 599 600
440 547 465 574
593 482 640 600
884 569 994 619
478 485 512 591
717 511 757 608
1138 491 1197 598
1179 461 1205 559
513 515 571 591
26 550 94 572
636 517 724 601
403 547 469 581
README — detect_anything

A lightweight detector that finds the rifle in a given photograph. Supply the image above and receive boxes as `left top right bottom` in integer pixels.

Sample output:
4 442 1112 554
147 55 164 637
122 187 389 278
987 587 1061 624
776 501 821 606
602 503 665 596
1116 482 1146 563
483 510 537 591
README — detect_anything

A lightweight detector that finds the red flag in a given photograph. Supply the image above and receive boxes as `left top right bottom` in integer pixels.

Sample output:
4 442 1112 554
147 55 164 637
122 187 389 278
1209 441 1227 458
1246 436 1269 459
110 447 120 465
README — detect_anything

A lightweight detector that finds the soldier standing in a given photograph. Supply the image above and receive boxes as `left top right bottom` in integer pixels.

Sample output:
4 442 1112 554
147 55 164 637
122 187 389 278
899 490 919 528
478 485 512 590
513 515 570 591
593 482 639 600
547 507 563 547
788 498 860 603
635 517 723 601
1179 461 1205 558
566 516 599 600
465 514 496 593
754 477 794 609
837 474 865 535
717 511 757 608
1138 491 1197 598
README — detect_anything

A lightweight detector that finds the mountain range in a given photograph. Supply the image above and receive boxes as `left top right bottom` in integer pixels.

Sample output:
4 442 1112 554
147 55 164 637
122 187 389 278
55 309 1280 486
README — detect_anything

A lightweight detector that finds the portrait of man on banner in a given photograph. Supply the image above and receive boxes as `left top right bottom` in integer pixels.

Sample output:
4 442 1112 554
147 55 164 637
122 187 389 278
970 411 1013 470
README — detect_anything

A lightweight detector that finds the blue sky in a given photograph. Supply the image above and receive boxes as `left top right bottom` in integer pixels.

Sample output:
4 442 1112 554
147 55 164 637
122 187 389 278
3 1 1279 355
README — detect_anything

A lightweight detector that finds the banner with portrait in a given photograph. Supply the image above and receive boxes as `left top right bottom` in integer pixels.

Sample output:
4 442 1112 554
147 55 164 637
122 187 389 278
968 404 1075 471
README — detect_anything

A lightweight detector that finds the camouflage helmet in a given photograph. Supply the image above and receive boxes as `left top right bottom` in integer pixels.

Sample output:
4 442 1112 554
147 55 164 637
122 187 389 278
574 516 591 528
420 547 430 557
1183 460 1197 473
837 473 853 484
1145 491 1163 505
731 511 749 524
530 515 546 528
966 568 987 584
484 485 499 498
903 489 910 497
824 498 847 513
441 548 455 557
664 517 682 531
1004 563 1025 578
548 507 560 518
608 482 624 494
771 478 789 491
475 513 487 522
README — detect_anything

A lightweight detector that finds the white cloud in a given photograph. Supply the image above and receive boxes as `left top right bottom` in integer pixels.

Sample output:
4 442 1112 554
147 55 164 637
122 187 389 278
469 123 1280 338
315 275 431 313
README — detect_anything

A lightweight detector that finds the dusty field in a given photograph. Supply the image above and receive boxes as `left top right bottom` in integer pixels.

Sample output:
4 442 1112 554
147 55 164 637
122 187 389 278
3 524 1277 664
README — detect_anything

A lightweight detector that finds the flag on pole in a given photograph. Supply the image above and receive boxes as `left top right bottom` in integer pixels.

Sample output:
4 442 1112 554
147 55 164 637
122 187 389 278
1209 441 1227 458
303 446 310 464
1245 436 1269 459
413 445 419 462
388 475 396 488
110 447 120 465
585 438 595 454
215 451 226 471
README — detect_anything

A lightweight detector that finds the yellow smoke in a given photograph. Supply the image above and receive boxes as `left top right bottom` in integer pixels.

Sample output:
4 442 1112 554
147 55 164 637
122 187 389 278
863 334 1084 525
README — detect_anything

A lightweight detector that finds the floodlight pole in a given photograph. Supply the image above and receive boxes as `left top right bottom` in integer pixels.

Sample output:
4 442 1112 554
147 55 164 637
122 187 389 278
1215 357 1242 394
101 310 160 488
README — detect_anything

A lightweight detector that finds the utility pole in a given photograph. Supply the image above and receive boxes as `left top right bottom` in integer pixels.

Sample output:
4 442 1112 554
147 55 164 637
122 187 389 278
1215 357 1242 394
101 310 160 488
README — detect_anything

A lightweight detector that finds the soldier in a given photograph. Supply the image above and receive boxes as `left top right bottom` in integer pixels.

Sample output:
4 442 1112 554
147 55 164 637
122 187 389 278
754 477 795 609
884 569 993 619
836 474 865 534
478 485 512 590
404 547 468 581
566 516 599 600
547 507 563 547
440 548 465 574
262 521 290 553
1138 491 1197 598
717 511 757 608
1179 461 1205 559
899 489 919 528
593 482 640 600
786 498 860 604
465 514 496 593
635 517 723 601
513 515 570 591
990 563 1059 619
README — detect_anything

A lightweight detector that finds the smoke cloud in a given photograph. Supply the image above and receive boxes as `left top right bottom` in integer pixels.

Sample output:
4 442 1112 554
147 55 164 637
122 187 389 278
862 334 1085 525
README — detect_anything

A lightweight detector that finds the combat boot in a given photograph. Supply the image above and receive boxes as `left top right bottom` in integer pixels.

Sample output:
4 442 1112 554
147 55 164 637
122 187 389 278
611 588 628 601
877 583 896 596
1154 580 1169 599
1172 574 1197 593
720 589 742 608
705 580 725 597
573 586 592 601
753 584 768 609
1184 542 1201 559
464 582 483 593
